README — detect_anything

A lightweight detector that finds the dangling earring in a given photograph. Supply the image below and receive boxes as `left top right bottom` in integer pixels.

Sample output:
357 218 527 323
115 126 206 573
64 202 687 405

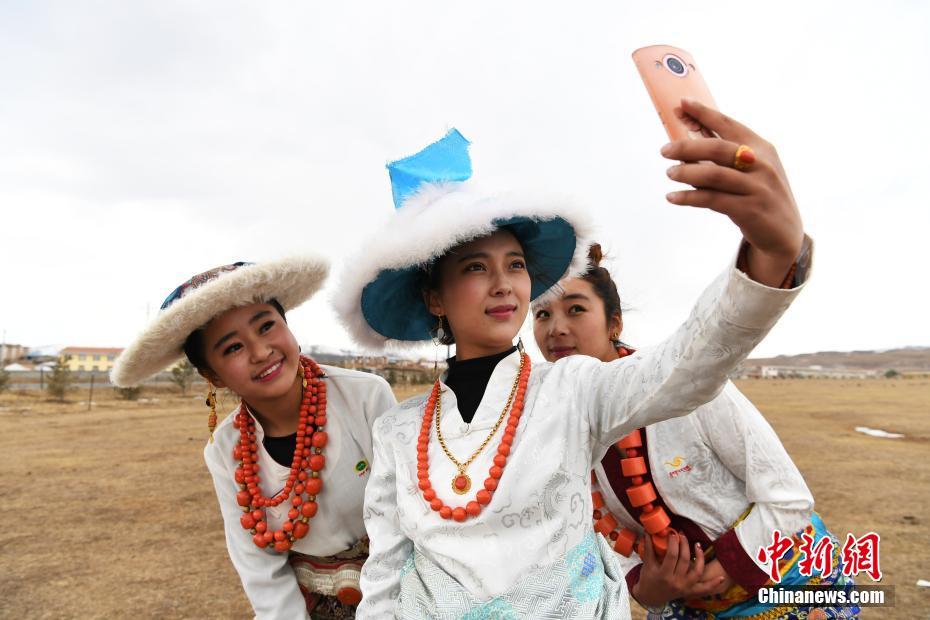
612 335 635 359
206 383 218 442
432 314 446 346
516 336 525 354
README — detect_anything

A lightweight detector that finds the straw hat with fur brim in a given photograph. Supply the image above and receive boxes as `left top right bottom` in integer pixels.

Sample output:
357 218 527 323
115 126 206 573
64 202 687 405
333 129 593 351
111 256 329 387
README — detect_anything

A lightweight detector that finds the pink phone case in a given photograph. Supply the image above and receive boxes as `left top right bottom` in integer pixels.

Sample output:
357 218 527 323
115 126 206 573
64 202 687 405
632 45 718 142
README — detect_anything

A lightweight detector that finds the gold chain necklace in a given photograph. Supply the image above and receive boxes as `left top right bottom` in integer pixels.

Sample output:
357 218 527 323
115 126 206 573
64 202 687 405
434 352 526 495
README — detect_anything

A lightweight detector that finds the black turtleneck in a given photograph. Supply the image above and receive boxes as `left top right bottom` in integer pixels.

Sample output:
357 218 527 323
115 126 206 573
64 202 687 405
263 432 298 467
444 346 518 423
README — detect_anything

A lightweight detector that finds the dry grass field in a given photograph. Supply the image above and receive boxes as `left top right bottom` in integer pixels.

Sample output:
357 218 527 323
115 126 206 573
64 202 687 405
1 379 927 619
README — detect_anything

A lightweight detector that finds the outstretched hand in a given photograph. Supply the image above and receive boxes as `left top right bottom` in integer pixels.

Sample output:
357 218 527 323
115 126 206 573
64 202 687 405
661 98 804 287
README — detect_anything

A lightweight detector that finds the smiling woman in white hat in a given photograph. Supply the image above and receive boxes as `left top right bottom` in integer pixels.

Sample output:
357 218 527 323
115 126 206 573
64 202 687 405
112 256 396 620
335 105 813 620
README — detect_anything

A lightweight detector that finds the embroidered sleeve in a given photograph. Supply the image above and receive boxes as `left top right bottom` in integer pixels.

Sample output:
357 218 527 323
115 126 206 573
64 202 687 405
697 383 814 589
578 252 811 451
203 443 310 620
357 413 414 619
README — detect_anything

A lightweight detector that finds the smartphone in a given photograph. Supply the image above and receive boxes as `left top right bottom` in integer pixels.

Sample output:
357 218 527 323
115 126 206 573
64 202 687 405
632 45 718 142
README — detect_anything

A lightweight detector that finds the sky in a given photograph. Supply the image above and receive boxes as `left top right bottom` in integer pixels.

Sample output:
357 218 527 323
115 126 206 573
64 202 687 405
2 1 928 362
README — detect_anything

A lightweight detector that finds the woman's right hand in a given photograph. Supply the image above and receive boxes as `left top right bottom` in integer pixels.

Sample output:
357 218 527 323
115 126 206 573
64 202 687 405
661 98 805 288
631 533 726 608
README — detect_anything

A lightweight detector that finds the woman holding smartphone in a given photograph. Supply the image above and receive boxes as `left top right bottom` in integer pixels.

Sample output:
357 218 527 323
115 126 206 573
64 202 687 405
337 99 812 619
533 243 859 619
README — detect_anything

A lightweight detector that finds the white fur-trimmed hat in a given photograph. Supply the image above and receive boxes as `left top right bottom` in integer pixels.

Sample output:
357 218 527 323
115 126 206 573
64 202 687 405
334 129 593 350
111 256 329 387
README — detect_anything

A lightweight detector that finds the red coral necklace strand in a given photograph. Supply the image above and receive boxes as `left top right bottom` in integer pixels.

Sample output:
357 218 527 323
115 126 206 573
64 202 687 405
591 429 676 560
416 352 531 522
233 355 328 552
590 344 676 560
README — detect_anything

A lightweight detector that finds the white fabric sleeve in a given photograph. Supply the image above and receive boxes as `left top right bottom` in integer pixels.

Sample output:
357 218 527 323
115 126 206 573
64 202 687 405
356 415 413 619
352 374 398 468
696 382 815 574
203 445 309 620
575 261 809 454
366 376 398 430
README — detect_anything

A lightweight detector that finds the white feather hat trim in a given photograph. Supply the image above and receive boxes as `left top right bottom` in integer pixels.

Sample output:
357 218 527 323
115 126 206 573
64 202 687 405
333 182 593 351
111 255 329 387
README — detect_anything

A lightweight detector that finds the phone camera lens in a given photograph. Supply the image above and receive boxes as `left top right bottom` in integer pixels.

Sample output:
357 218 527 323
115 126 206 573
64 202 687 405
665 56 686 75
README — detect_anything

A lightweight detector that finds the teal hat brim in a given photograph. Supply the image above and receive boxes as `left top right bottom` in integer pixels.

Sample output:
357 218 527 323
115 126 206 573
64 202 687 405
360 215 577 342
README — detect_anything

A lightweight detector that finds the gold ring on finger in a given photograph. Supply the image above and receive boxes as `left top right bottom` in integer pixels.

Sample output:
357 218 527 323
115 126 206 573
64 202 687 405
733 144 756 171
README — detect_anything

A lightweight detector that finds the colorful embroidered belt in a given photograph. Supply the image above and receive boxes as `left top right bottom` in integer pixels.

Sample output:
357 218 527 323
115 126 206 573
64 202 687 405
289 538 368 617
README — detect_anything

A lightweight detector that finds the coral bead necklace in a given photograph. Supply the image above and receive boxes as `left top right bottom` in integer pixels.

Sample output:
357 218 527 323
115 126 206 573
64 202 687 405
589 344 675 560
592 428 676 560
417 352 531 522
233 355 329 552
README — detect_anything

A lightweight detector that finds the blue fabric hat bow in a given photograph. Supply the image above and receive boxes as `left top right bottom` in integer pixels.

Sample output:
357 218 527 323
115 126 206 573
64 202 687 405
346 127 586 347
387 129 472 209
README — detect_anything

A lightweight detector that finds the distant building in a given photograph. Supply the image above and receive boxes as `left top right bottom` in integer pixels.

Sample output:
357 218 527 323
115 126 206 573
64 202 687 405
0 343 27 364
60 347 124 373
376 364 436 386
758 365 879 379
24 344 65 362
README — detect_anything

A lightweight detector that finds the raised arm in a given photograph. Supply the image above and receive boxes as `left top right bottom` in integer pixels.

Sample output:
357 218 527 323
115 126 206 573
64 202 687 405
573 252 810 450
577 99 812 448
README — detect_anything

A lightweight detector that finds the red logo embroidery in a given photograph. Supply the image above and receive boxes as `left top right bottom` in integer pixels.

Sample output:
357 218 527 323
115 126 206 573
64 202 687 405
663 456 692 478
668 464 692 478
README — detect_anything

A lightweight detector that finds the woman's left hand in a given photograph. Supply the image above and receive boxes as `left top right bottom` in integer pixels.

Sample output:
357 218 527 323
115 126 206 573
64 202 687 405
661 98 804 287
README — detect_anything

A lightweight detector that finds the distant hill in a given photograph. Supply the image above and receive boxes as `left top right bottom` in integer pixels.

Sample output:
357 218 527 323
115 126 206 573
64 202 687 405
748 346 930 372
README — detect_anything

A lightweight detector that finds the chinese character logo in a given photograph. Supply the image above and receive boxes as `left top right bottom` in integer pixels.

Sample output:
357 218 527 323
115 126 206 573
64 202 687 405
798 533 834 577
841 532 882 581
757 530 794 583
